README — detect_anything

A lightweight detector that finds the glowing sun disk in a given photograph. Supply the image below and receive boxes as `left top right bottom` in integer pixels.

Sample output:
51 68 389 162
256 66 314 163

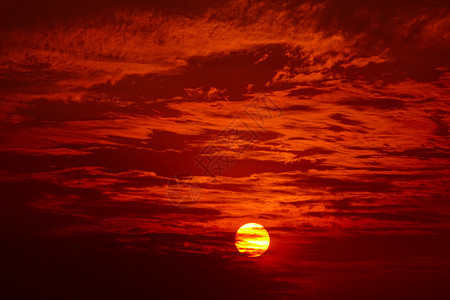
235 223 270 257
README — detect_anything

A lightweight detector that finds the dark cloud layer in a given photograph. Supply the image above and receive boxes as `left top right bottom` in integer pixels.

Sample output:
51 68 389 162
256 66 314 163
1 0 449 299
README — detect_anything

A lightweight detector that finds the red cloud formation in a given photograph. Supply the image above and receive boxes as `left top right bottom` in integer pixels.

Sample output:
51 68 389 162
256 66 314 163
1 0 449 299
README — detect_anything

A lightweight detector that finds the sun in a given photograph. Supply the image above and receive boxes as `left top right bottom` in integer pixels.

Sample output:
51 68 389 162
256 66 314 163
235 223 270 257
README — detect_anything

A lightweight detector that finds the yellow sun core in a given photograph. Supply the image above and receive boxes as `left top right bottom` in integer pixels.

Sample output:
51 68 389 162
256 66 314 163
235 223 270 257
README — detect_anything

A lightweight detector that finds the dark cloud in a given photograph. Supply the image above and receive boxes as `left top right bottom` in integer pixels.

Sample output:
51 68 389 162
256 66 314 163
200 182 254 193
284 104 318 111
287 87 328 97
0 60 76 95
0 180 104 236
380 147 450 159
0 147 199 175
15 98 180 122
325 124 350 132
2 232 297 299
0 0 229 29
283 175 395 193
337 97 405 110
292 147 336 157
307 210 447 223
225 158 335 177
330 113 364 126
430 110 449 137
68 201 221 218
90 44 290 102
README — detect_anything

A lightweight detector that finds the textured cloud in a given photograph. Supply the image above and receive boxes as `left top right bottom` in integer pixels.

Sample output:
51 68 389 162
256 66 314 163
1 0 449 298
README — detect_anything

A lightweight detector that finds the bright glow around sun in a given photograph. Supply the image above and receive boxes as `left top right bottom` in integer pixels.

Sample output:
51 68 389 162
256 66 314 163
235 223 270 257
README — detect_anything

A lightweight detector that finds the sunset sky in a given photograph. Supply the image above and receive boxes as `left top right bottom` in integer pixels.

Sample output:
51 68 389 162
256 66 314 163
1 0 449 299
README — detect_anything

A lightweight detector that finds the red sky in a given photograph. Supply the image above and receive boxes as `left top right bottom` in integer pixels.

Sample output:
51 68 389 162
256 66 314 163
1 0 449 299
